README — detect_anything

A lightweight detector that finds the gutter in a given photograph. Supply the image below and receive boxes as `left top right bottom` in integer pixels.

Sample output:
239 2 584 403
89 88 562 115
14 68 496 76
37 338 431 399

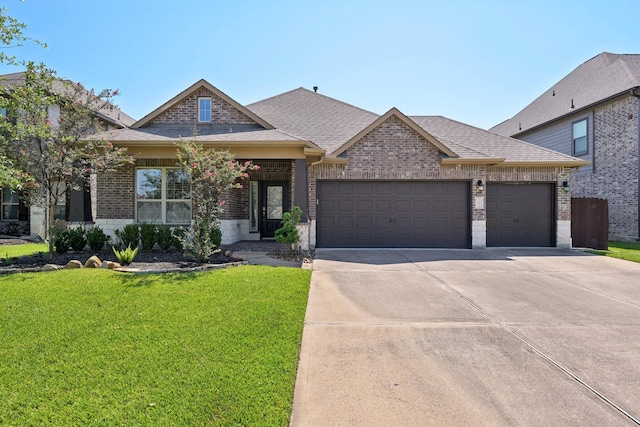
512 86 640 138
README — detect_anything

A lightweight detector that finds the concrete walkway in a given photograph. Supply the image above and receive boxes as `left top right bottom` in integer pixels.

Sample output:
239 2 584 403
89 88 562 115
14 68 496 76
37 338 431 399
291 249 640 426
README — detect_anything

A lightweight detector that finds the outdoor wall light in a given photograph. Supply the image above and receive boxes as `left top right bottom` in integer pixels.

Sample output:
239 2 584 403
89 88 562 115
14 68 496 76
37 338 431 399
476 179 484 191
562 181 570 192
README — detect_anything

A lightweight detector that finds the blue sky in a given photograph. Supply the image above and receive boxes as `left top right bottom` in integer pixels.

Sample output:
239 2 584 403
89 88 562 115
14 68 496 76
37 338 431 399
2 0 639 129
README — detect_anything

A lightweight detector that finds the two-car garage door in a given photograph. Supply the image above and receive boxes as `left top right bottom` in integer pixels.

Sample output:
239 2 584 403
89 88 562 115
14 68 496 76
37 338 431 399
316 181 469 248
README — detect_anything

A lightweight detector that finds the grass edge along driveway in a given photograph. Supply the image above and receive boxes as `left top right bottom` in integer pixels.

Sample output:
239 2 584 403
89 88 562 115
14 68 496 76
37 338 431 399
0 266 311 426
588 241 640 263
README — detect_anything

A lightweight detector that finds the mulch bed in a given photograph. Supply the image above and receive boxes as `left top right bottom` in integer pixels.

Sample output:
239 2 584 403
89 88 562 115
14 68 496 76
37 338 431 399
0 239 241 273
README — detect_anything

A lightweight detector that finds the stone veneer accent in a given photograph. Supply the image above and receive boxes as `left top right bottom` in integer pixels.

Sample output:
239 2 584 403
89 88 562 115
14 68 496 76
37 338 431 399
571 95 639 239
152 88 257 125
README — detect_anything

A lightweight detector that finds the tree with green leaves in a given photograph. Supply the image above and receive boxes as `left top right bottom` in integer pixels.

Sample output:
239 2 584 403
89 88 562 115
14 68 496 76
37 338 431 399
0 4 47 189
175 141 258 262
0 62 133 253
0 5 47 66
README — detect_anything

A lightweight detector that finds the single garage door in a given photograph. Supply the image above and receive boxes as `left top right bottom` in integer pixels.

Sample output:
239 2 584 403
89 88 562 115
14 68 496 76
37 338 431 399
316 181 469 248
486 183 555 247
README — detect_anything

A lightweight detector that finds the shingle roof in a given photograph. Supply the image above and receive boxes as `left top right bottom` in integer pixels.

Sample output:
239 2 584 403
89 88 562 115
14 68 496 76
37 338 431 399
413 116 586 165
0 71 135 128
490 52 640 137
246 88 379 154
246 87 586 166
92 125 305 143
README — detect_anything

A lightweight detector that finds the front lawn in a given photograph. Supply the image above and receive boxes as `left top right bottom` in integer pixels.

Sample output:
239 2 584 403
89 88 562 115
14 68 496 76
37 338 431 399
588 241 640 263
0 266 311 425
1 242 47 259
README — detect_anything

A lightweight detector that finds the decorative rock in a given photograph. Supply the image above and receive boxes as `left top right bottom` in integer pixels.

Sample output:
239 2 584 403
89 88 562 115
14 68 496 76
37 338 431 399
224 250 233 257
101 261 109 269
107 261 122 270
65 260 83 269
42 264 60 271
84 255 102 268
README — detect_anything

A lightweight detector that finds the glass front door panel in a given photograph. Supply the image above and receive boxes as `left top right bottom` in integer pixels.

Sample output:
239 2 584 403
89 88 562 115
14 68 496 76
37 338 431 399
266 186 283 220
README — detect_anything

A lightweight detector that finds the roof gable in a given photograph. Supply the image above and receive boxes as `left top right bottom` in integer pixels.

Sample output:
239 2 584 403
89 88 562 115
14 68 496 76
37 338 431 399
133 79 274 129
491 52 640 136
333 108 458 158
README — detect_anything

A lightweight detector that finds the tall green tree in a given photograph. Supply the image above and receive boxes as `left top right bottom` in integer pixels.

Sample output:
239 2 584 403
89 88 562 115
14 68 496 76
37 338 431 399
0 4 47 187
0 5 47 66
0 62 133 253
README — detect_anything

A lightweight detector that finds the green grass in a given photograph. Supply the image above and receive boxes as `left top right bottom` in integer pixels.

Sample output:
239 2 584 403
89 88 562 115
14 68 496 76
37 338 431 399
587 241 640 263
1 242 48 259
0 266 311 425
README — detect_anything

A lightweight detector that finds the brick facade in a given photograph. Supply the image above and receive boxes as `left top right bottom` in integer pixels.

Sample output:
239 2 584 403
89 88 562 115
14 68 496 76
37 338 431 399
96 163 136 219
308 115 570 225
97 159 293 223
151 88 257 125
571 95 639 239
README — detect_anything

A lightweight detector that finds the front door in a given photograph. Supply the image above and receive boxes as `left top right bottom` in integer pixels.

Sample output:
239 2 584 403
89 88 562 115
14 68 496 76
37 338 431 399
260 182 289 238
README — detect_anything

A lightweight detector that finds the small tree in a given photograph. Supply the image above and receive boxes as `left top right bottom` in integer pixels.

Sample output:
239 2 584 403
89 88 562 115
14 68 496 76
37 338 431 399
275 206 303 251
175 140 258 262
0 63 134 254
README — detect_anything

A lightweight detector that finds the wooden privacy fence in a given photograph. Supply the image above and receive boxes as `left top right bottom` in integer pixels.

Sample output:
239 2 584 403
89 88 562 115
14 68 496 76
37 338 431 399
571 197 608 250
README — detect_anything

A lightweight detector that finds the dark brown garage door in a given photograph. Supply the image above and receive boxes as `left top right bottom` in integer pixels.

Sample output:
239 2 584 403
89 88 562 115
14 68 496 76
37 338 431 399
316 181 469 248
486 183 555 247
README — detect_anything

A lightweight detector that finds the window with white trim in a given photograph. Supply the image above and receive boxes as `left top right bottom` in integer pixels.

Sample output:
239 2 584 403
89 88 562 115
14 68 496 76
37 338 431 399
2 189 19 220
198 97 211 122
136 168 191 224
572 119 588 156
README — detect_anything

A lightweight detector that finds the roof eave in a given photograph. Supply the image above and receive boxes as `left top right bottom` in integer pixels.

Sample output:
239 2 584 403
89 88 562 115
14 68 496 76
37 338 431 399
510 86 640 138
493 160 591 168
441 157 505 165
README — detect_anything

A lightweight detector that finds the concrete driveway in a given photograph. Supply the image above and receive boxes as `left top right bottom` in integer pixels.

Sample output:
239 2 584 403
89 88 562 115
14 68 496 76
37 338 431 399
291 249 640 426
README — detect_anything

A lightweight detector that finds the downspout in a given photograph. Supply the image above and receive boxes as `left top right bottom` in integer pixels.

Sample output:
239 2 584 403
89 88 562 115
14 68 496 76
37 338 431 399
632 87 640 240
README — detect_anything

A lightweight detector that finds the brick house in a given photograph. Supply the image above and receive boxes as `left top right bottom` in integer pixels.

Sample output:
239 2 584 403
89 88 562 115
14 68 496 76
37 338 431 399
0 71 135 237
490 52 640 241
91 79 587 249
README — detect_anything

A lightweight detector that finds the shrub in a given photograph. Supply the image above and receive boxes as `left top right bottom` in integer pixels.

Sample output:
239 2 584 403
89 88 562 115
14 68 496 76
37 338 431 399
275 206 303 250
115 224 140 249
52 226 70 254
183 220 221 263
172 226 187 251
68 225 87 252
112 244 138 266
211 226 222 248
86 226 110 251
140 223 157 251
156 225 173 251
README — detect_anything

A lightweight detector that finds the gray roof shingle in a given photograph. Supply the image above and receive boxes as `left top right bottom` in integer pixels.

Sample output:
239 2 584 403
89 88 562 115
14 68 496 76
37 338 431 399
490 52 640 137
413 116 586 164
0 71 136 128
93 125 305 143
247 88 379 154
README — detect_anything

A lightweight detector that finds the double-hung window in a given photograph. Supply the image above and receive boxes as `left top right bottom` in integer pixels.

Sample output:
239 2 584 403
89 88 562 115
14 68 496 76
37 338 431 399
2 190 19 220
198 97 211 122
136 168 191 224
572 119 588 156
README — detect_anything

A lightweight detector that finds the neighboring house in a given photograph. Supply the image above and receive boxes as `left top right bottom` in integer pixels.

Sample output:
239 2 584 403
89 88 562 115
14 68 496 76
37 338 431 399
90 79 586 250
490 52 640 241
0 71 135 237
